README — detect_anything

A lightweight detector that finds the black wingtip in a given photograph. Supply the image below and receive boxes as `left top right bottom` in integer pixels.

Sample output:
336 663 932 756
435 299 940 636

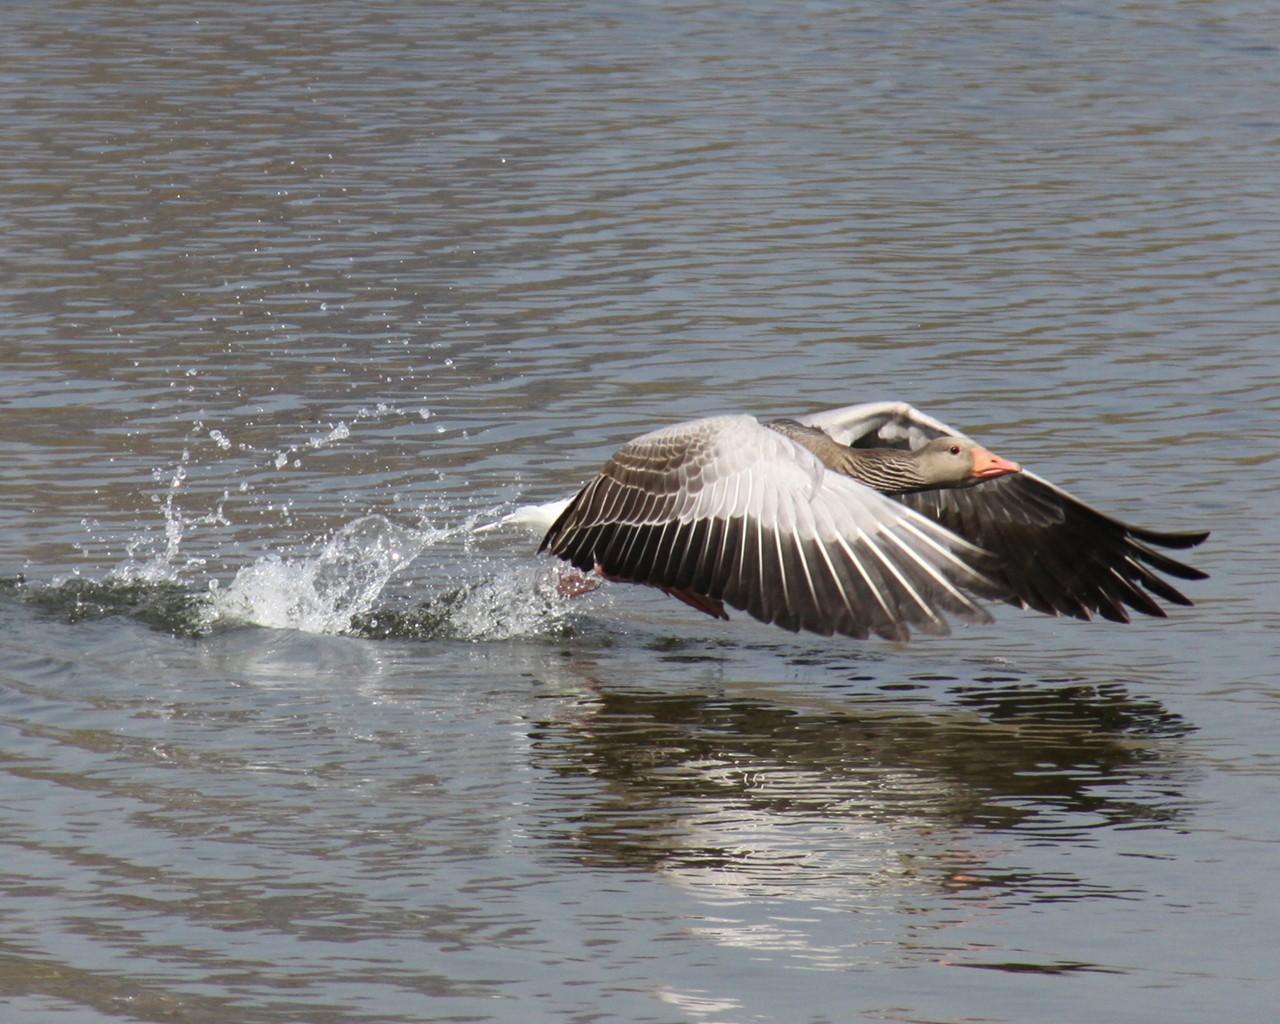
1129 527 1210 550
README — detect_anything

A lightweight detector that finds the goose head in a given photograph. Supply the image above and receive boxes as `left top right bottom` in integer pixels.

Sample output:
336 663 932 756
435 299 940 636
910 436 1022 489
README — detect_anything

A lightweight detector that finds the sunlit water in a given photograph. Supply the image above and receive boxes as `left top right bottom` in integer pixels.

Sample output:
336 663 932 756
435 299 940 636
2 2 1279 1022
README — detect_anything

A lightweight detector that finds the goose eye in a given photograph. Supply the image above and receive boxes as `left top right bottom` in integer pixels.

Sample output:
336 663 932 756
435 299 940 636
949 444 961 455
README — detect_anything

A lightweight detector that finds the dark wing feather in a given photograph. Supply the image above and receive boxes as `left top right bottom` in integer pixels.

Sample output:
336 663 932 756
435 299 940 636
541 414 1008 641
798 401 1209 621
897 473 1208 621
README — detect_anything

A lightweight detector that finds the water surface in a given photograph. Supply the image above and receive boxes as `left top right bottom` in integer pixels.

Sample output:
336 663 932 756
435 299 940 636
2 2 1278 1022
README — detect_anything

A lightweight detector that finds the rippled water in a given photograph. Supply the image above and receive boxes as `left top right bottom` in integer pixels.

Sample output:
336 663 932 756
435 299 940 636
2 1 1279 1021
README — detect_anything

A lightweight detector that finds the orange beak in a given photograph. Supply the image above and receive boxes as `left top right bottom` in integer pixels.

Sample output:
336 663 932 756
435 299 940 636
971 445 1022 480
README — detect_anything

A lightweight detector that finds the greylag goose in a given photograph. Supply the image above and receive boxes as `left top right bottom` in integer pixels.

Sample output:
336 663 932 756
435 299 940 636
537 401 1209 641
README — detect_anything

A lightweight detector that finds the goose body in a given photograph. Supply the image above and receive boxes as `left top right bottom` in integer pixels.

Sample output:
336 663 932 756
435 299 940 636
538 401 1209 641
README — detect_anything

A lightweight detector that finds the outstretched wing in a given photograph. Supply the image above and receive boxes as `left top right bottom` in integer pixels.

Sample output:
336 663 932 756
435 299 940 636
540 414 1007 640
798 401 1209 621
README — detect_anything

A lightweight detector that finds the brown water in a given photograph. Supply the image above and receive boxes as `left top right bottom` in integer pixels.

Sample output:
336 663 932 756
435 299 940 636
2 2 1278 1022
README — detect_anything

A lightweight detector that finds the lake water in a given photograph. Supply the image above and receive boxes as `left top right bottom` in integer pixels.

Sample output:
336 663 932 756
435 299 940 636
2 2 1278 1022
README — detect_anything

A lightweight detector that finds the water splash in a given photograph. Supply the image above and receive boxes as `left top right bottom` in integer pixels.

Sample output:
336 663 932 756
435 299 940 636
4 510 586 642
350 561 582 642
207 514 436 634
11 406 585 641
204 509 584 639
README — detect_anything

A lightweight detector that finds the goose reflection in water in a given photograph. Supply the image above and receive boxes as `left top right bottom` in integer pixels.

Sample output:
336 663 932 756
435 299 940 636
527 673 1192 914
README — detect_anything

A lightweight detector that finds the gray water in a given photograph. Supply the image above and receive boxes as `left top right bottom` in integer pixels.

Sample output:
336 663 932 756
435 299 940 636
2 2 1278 1021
